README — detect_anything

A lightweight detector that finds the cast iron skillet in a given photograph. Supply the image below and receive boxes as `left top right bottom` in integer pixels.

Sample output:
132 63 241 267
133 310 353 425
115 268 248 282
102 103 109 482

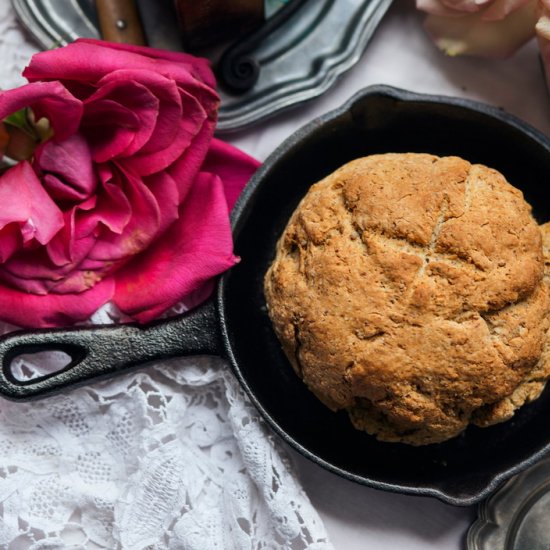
1 85 550 506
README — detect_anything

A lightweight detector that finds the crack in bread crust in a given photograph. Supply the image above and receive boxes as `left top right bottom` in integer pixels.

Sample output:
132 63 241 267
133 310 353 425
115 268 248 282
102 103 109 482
264 153 549 445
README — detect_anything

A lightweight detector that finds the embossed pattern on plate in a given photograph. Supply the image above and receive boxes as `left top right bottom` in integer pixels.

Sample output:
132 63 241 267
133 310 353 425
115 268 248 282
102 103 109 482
11 0 393 132
468 457 550 549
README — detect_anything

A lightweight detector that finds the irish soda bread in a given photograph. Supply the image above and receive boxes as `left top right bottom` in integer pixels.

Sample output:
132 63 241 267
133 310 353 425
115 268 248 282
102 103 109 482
264 153 550 445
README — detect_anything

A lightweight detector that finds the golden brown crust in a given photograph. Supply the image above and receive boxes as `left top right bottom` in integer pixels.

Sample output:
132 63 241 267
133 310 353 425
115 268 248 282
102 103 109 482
264 153 550 445
472 222 550 427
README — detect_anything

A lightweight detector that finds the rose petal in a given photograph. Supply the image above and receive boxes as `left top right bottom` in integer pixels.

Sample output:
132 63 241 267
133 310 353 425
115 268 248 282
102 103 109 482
87 167 160 262
0 246 71 294
49 261 109 294
82 102 141 162
166 108 218 203
0 122 9 159
23 39 218 104
0 276 114 328
91 164 133 235
0 161 63 244
46 200 96 269
11 164 160 296
0 224 21 263
35 133 97 201
93 70 183 158
145 171 180 236
113 171 237 322
2 217 109 296
202 138 260 211
2 195 98 293
121 87 215 177
0 81 82 142
74 38 217 88
82 78 159 162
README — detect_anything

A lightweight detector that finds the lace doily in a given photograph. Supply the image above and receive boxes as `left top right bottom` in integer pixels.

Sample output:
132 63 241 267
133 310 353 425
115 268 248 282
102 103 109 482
0 3 333 548
0 346 331 550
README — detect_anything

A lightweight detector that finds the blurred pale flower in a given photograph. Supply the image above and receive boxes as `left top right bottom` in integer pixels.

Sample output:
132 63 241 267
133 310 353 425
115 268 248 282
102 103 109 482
417 0 538 57
536 1 550 89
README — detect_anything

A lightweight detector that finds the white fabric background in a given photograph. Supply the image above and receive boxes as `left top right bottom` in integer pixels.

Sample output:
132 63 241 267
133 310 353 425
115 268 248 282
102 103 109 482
3 1 550 548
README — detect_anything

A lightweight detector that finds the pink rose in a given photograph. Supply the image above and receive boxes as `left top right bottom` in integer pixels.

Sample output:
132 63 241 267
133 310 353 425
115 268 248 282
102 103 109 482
0 39 259 327
417 0 538 57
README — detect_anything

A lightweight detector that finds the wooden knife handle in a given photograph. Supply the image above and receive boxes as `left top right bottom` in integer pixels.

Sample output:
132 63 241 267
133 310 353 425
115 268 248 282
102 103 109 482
95 0 147 45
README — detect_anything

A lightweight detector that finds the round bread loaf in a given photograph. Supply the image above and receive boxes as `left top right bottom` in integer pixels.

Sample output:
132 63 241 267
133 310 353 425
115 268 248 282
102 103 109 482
264 153 550 445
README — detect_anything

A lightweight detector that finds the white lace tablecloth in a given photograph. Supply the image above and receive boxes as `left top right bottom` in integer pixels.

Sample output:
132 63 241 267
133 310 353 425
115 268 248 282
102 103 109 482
3 1 550 549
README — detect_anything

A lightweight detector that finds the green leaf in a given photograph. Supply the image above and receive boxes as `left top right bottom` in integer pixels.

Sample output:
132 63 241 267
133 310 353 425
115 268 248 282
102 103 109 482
3 108 34 137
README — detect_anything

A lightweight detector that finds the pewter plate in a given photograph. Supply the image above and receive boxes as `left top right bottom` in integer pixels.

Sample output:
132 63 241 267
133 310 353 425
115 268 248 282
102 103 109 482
11 0 393 133
468 457 550 549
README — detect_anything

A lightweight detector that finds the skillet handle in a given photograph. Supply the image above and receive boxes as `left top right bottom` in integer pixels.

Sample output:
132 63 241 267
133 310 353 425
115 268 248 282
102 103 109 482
0 299 222 401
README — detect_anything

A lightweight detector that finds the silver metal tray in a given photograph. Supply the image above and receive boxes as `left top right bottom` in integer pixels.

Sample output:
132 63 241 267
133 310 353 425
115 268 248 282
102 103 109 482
11 0 393 133
468 456 550 549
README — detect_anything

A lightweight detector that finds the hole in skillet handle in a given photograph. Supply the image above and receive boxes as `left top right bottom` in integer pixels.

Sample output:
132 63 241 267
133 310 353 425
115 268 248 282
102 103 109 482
0 330 93 399
7 345 83 384
0 298 223 401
